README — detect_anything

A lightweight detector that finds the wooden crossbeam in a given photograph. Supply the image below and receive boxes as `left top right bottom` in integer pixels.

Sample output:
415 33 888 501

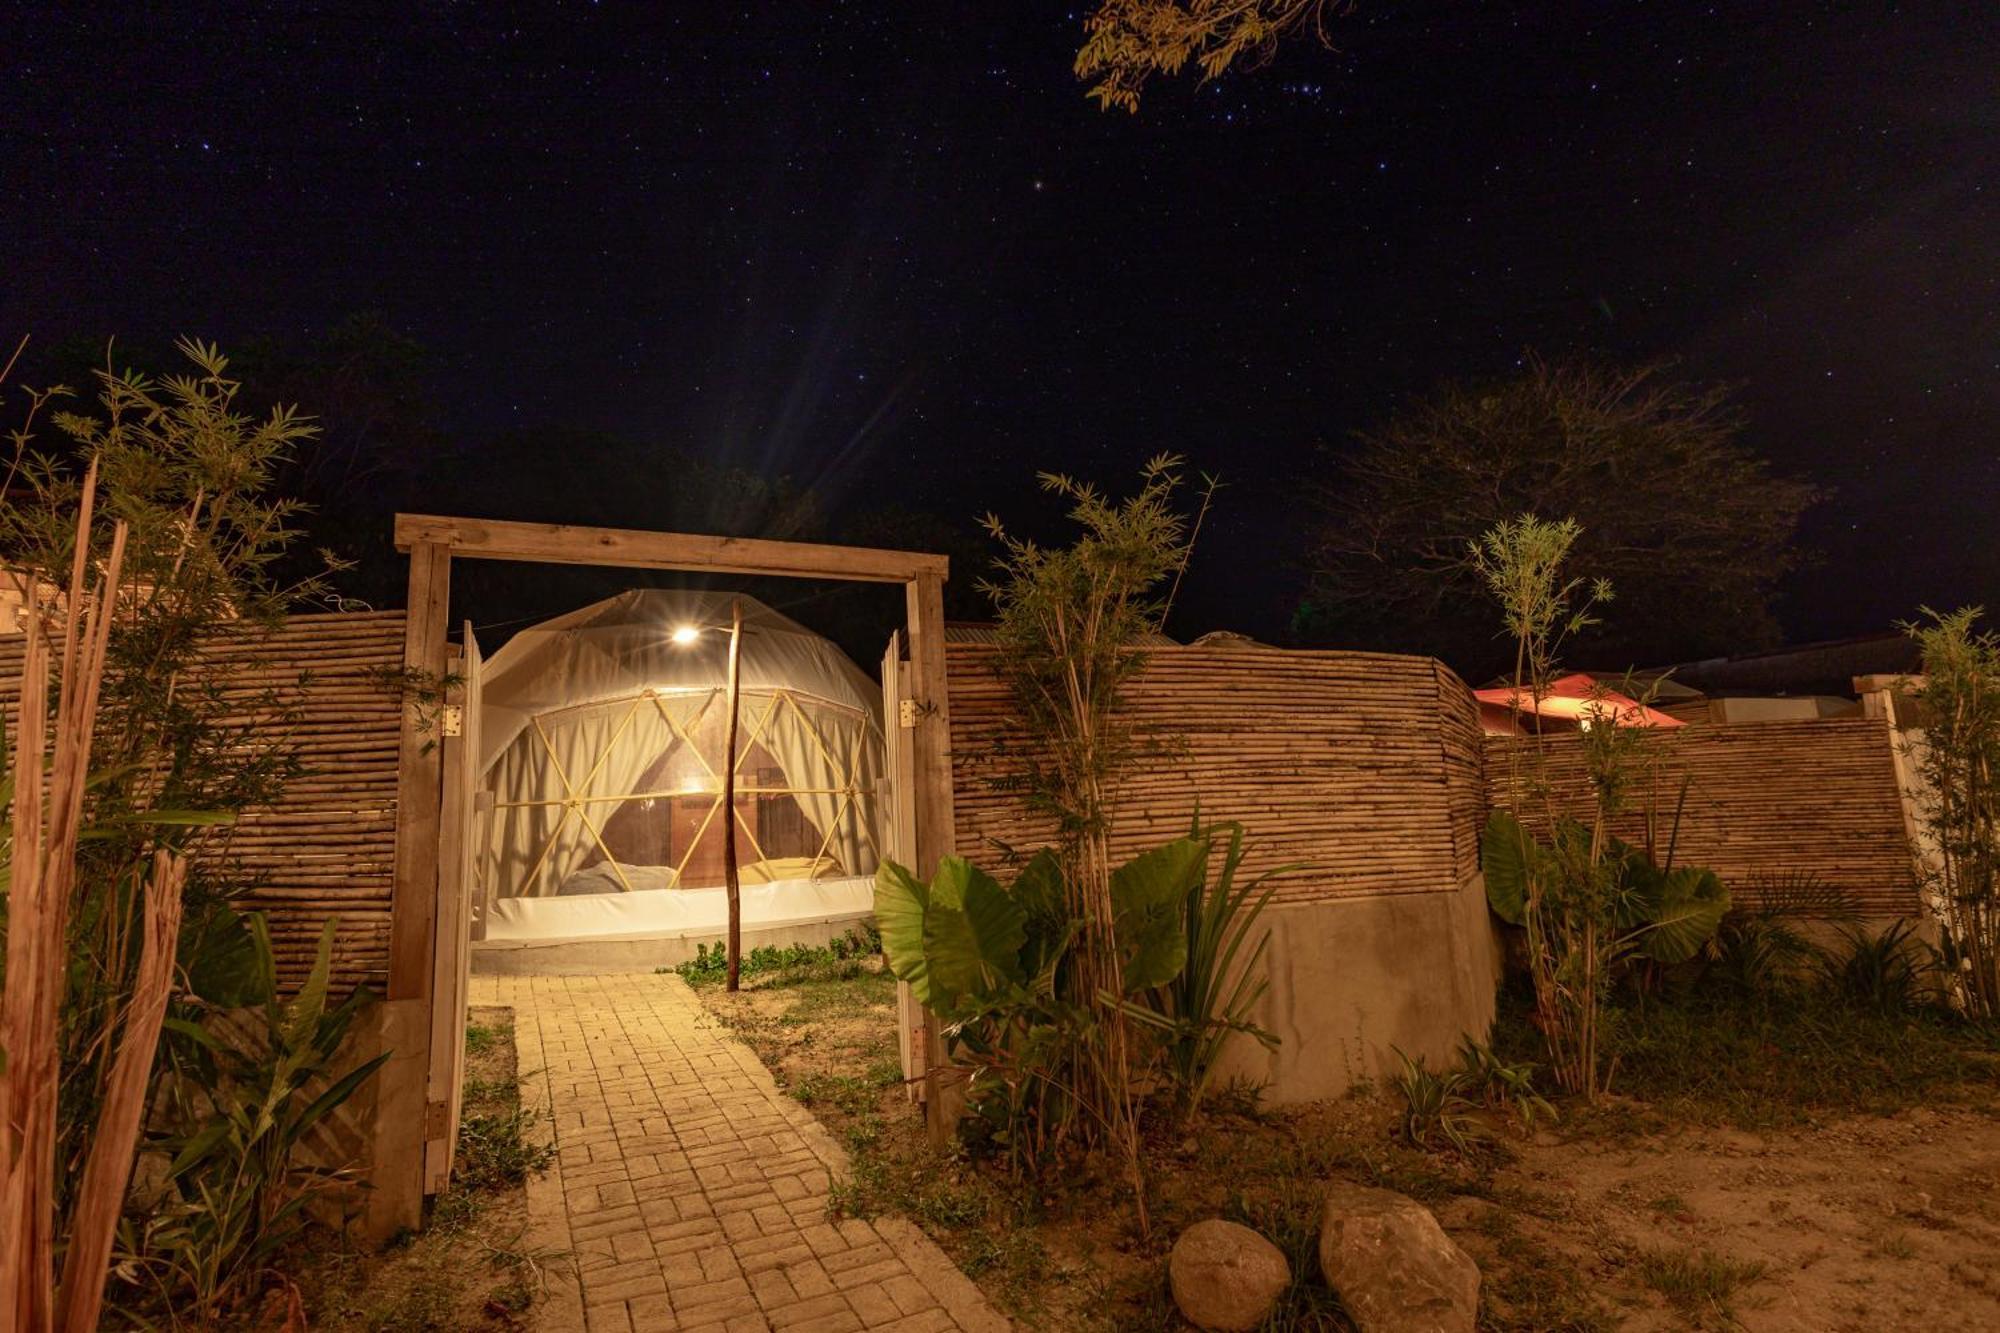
393 513 947 584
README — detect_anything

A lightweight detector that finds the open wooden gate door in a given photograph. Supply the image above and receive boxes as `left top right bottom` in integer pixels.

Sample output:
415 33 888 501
424 622 483 1193
882 632 926 1102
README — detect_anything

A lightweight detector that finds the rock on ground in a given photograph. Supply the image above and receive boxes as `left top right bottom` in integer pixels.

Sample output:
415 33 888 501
1318 1181 1481 1333
1169 1218 1292 1332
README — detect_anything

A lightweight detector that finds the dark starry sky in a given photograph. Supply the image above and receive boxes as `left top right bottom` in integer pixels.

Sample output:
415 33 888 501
6 1 1998 653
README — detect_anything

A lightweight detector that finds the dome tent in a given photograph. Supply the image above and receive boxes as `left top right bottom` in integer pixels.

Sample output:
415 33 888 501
473 589 883 972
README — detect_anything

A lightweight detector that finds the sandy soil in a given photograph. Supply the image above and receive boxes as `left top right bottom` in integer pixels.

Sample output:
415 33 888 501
1461 1106 2000 1331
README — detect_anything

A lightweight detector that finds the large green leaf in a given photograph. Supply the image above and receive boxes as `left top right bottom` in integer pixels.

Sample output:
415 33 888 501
923 858 1027 1009
1636 866 1731 964
282 919 338 1051
1482 810 1536 925
874 860 932 1000
185 904 272 1008
1010 850 1071 983
1111 837 1206 992
1010 849 1067 924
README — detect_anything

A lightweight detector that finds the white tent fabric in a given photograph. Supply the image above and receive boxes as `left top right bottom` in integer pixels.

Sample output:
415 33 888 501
477 591 883 923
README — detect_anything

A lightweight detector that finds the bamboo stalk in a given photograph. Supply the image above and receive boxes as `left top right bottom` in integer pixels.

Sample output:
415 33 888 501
54 850 186 1333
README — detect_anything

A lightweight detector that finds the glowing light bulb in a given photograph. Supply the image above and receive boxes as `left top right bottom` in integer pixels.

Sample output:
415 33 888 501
671 625 700 646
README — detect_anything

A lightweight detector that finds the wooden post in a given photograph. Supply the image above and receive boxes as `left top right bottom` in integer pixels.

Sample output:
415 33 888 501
391 540 451 1000
723 596 743 992
903 571 956 1145
374 537 450 1237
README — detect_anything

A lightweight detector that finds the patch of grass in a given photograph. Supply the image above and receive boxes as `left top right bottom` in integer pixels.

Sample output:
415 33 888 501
1476 1208 1619 1333
1872 1231 1917 1261
1636 1245 1766 1326
456 1104 557 1194
462 1018 510 1056
792 1070 889 1117
1611 997 1997 1127
959 1228 1088 1329
450 1036 557 1197
1220 1189 1356 1330
670 924 883 988
1490 980 2000 1130
285 1008 562 1331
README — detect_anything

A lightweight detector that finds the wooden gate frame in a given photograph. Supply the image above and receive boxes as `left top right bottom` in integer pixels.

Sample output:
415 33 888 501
388 513 958 1211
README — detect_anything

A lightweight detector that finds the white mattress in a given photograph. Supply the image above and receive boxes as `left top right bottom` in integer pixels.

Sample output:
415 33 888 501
481 874 874 945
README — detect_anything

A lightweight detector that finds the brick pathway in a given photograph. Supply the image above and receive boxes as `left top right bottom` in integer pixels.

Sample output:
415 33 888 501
469 973 1009 1333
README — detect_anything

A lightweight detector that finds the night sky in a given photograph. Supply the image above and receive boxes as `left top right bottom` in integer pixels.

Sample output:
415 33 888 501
8 2 1998 662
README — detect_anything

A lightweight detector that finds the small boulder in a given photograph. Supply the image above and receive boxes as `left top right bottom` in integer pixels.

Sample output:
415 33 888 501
1169 1218 1291 1332
1318 1182 1479 1333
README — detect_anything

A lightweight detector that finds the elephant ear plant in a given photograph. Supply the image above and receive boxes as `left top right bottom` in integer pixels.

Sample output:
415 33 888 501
1484 812 1731 973
876 828 1279 1169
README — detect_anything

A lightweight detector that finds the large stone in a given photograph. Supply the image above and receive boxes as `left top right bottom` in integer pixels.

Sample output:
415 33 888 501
1318 1181 1480 1333
1169 1218 1292 1332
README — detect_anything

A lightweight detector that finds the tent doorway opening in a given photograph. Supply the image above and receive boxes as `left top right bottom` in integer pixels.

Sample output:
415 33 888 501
472 589 885 974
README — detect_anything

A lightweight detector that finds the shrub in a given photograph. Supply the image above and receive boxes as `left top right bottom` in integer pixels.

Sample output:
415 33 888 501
2 341 355 1323
1905 606 2000 1021
1133 817 1283 1125
1816 919 1936 1014
673 925 881 988
978 457 1214 1225
1392 1050 1487 1156
118 918 387 1321
1475 515 1728 1098
1701 872 1852 998
875 839 1209 1172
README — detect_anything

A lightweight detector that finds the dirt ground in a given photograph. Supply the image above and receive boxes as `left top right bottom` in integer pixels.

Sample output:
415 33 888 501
699 965 2000 1332
1472 1106 2000 1331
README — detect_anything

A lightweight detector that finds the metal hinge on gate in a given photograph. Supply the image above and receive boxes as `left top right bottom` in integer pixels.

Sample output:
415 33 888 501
439 704 464 737
424 1099 449 1138
898 698 920 729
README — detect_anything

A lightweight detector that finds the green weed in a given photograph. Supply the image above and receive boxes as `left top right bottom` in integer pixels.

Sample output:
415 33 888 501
670 924 883 988
1636 1246 1766 1325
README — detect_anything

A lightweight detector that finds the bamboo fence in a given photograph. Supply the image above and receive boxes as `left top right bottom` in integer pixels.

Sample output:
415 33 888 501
946 637 1489 903
1481 718 1919 917
950 634 1919 919
0 610 406 993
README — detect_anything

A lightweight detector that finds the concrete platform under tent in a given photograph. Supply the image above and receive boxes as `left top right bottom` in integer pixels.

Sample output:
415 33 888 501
471 875 876 974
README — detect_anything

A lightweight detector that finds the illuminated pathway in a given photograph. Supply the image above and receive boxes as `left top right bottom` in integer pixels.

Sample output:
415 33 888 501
470 973 1009 1333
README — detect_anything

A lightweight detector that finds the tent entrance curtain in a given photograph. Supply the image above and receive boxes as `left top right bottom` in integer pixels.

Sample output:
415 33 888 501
484 685 881 901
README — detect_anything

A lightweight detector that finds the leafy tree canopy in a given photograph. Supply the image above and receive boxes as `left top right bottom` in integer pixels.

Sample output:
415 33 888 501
1298 355 1822 678
1077 1 1344 112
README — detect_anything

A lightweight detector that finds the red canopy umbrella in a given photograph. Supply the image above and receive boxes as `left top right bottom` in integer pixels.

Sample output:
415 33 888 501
1473 672 1685 732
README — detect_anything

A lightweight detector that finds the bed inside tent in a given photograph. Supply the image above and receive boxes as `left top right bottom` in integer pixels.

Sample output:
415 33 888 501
469 590 884 974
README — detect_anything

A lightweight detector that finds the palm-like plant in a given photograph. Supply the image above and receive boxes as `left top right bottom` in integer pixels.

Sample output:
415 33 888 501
1131 817 1284 1125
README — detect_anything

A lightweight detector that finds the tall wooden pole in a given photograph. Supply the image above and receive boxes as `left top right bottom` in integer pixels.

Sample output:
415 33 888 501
723 596 744 992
